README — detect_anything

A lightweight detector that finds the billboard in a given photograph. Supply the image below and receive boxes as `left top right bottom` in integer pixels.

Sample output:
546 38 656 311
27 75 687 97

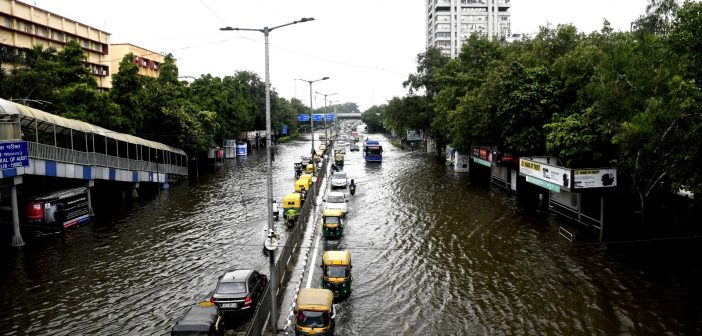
406 130 424 141
519 158 572 189
574 169 617 189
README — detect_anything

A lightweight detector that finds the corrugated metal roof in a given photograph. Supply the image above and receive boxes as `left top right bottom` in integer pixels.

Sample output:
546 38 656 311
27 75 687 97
0 98 186 155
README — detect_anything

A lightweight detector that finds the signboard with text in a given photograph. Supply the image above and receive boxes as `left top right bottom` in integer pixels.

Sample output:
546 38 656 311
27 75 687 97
519 158 571 190
0 141 29 169
298 114 310 122
312 114 323 122
325 114 335 121
282 125 288 135
574 168 617 189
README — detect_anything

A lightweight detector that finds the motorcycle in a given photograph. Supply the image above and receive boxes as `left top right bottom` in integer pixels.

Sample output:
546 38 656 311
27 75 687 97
349 179 356 196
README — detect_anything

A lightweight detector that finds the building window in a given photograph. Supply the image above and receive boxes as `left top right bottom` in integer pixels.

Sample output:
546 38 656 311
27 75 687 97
1 15 12 28
51 30 64 41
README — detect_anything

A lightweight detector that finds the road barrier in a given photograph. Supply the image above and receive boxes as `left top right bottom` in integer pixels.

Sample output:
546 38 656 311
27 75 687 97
245 155 328 336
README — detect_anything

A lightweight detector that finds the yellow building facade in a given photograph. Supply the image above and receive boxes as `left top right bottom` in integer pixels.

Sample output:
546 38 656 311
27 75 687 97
109 43 173 80
0 0 111 88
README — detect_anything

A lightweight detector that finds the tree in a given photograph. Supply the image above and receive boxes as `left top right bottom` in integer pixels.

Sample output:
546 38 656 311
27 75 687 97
361 105 386 133
110 53 144 133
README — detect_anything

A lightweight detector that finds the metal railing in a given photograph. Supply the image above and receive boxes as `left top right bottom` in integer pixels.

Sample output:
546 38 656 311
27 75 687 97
27 141 188 177
245 158 327 336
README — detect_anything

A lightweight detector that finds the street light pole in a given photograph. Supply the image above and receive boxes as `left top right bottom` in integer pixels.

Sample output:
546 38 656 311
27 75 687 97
220 17 314 334
315 91 337 144
296 77 329 161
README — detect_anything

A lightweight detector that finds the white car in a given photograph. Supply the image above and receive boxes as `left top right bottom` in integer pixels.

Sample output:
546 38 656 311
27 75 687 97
330 172 348 189
324 191 348 214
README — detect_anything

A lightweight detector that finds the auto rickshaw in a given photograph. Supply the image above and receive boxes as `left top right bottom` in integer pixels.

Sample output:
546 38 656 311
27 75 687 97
296 174 313 193
321 209 344 239
334 153 344 167
321 251 352 299
283 193 302 228
295 288 336 336
171 300 224 336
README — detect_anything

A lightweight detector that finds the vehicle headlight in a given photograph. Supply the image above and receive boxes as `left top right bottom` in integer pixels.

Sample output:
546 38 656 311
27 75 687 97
341 283 346 287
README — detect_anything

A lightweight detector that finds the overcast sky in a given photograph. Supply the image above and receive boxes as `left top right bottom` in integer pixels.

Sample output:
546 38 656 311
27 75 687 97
34 0 650 111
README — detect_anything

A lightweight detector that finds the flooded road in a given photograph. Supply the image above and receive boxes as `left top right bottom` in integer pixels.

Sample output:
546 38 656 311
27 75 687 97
2 131 701 335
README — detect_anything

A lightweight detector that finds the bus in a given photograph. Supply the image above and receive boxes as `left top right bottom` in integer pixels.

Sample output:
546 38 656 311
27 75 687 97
25 187 91 230
363 140 383 163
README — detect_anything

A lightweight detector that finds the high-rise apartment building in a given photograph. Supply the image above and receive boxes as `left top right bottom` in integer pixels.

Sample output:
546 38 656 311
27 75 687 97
426 0 512 58
0 0 111 88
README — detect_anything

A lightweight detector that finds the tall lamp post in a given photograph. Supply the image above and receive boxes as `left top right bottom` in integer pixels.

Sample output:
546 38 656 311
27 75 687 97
328 99 340 135
296 77 329 159
315 91 337 143
220 17 314 333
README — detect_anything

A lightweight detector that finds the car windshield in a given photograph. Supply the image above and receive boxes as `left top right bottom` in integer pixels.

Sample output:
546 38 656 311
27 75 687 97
326 265 347 278
333 173 346 179
297 310 329 328
217 282 246 294
325 216 340 224
327 195 344 203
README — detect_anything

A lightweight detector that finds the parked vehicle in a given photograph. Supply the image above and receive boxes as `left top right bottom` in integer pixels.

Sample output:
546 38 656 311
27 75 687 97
211 270 268 320
330 171 348 189
171 301 224 336
295 288 336 336
321 209 344 239
323 192 348 215
283 193 302 227
24 187 91 230
349 143 359 152
321 251 352 299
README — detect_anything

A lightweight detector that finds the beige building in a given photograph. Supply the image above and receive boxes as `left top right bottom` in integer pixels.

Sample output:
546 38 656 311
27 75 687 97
109 43 172 81
0 0 111 88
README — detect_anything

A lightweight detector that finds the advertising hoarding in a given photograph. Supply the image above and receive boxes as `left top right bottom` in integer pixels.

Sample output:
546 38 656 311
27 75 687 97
406 130 424 141
519 158 572 189
573 168 617 189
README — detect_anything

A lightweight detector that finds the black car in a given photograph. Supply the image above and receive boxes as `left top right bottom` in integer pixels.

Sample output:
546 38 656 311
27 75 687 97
211 270 268 317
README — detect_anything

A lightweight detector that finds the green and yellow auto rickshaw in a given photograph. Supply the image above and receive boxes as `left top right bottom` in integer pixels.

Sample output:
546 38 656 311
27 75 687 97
295 288 336 336
321 209 344 239
334 153 344 167
283 193 302 228
321 251 352 299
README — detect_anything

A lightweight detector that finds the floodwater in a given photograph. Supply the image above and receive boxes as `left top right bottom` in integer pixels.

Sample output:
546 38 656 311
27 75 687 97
1 131 701 335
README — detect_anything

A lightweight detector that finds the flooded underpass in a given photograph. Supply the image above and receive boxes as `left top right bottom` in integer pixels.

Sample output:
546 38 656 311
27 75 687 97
2 131 701 335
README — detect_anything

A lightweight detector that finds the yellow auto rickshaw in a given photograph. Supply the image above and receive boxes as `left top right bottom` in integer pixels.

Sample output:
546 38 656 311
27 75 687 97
296 174 313 192
321 251 352 299
305 163 315 174
321 209 344 239
334 153 344 167
295 288 336 336
283 193 302 228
